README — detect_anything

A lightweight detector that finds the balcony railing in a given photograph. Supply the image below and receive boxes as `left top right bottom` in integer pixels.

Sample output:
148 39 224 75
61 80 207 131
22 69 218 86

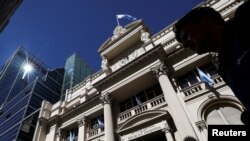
87 128 104 139
181 74 224 97
117 94 166 124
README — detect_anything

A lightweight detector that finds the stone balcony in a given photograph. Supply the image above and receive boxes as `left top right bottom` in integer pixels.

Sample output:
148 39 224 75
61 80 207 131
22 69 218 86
87 128 104 140
181 74 225 100
117 94 166 124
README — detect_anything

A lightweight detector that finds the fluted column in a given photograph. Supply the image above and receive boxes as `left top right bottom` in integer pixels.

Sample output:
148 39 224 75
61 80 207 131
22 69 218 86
77 116 87 141
162 123 174 141
100 93 115 141
151 63 198 141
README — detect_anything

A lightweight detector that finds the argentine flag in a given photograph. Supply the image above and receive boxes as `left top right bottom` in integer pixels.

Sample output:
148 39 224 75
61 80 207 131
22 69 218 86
69 131 75 141
97 118 104 129
197 67 215 86
135 95 142 107
116 14 137 21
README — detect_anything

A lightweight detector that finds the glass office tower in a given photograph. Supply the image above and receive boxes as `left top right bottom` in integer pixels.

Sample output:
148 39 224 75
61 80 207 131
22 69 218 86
0 47 48 105
0 47 64 141
61 53 94 100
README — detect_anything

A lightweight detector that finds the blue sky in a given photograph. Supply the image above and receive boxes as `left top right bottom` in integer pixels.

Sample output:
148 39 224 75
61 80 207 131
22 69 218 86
0 0 203 71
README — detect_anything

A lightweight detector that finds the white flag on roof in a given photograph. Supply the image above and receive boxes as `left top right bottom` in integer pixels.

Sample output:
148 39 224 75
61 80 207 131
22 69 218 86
116 14 137 26
116 14 137 20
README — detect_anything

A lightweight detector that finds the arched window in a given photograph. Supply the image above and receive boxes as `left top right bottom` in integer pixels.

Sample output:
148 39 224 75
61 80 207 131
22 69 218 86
205 103 243 125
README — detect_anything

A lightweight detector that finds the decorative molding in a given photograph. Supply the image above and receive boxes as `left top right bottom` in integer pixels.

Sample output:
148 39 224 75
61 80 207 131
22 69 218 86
101 56 111 72
161 122 172 133
151 63 168 77
111 26 127 41
195 120 207 130
77 116 87 127
140 29 150 43
99 93 112 105
162 126 172 133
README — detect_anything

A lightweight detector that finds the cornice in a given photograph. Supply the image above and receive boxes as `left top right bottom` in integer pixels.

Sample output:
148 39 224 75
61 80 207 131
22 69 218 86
93 44 167 90
47 94 100 125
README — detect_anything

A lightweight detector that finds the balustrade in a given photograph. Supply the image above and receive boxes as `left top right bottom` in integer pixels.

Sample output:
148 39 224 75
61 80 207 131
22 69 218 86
87 128 104 139
181 74 224 97
117 95 166 123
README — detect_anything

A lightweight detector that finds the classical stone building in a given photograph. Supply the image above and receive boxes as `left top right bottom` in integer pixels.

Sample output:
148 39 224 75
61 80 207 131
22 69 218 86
33 0 246 141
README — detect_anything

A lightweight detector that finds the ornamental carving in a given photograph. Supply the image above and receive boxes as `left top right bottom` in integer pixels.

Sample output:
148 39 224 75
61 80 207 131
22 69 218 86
195 120 207 130
101 56 110 72
140 29 150 43
77 116 86 127
111 26 126 40
151 63 168 77
161 123 172 133
99 93 112 105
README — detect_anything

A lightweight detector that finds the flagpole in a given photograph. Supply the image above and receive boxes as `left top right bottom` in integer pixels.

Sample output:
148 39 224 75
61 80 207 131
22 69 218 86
116 16 120 26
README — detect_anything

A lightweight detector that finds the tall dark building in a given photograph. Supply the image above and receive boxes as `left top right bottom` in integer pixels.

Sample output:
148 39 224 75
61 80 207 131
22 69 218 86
0 0 23 32
0 47 48 105
61 53 94 100
0 47 64 141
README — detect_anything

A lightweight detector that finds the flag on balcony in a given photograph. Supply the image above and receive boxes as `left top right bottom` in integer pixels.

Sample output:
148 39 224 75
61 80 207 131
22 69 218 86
135 95 142 107
97 118 104 129
69 131 75 141
197 67 215 86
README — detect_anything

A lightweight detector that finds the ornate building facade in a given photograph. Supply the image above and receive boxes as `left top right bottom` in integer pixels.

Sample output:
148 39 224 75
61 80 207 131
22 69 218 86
33 0 246 141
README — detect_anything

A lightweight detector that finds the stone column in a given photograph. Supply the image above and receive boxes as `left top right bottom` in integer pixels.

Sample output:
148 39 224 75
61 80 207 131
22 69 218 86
162 123 174 141
77 116 87 141
32 118 47 141
151 63 198 141
196 120 208 140
100 93 115 141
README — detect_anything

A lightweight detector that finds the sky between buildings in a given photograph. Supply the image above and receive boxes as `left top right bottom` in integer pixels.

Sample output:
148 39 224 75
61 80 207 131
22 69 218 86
0 0 203 71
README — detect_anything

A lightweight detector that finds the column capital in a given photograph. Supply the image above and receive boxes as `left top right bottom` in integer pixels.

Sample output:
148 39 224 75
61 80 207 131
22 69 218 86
100 93 112 105
77 116 87 127
151 63 168 77
162 123 172 133
56 127 66 138
162 126 172 133
195 120 207 130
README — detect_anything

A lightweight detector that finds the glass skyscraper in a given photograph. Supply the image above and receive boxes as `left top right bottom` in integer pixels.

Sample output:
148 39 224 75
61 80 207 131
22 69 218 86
0 47 48 105
61 53 94 100
0 47 64 141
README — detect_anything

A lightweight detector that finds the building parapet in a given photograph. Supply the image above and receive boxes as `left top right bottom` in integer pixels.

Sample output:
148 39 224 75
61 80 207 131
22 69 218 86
181 74 225 102
87 128 104 140
117 94 166 124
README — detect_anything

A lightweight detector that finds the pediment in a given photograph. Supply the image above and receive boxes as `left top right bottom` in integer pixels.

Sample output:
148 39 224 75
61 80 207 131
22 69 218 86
117 110 169 133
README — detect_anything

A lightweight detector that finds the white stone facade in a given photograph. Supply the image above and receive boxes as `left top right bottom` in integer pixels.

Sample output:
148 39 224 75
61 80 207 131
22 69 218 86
33 0 246 141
